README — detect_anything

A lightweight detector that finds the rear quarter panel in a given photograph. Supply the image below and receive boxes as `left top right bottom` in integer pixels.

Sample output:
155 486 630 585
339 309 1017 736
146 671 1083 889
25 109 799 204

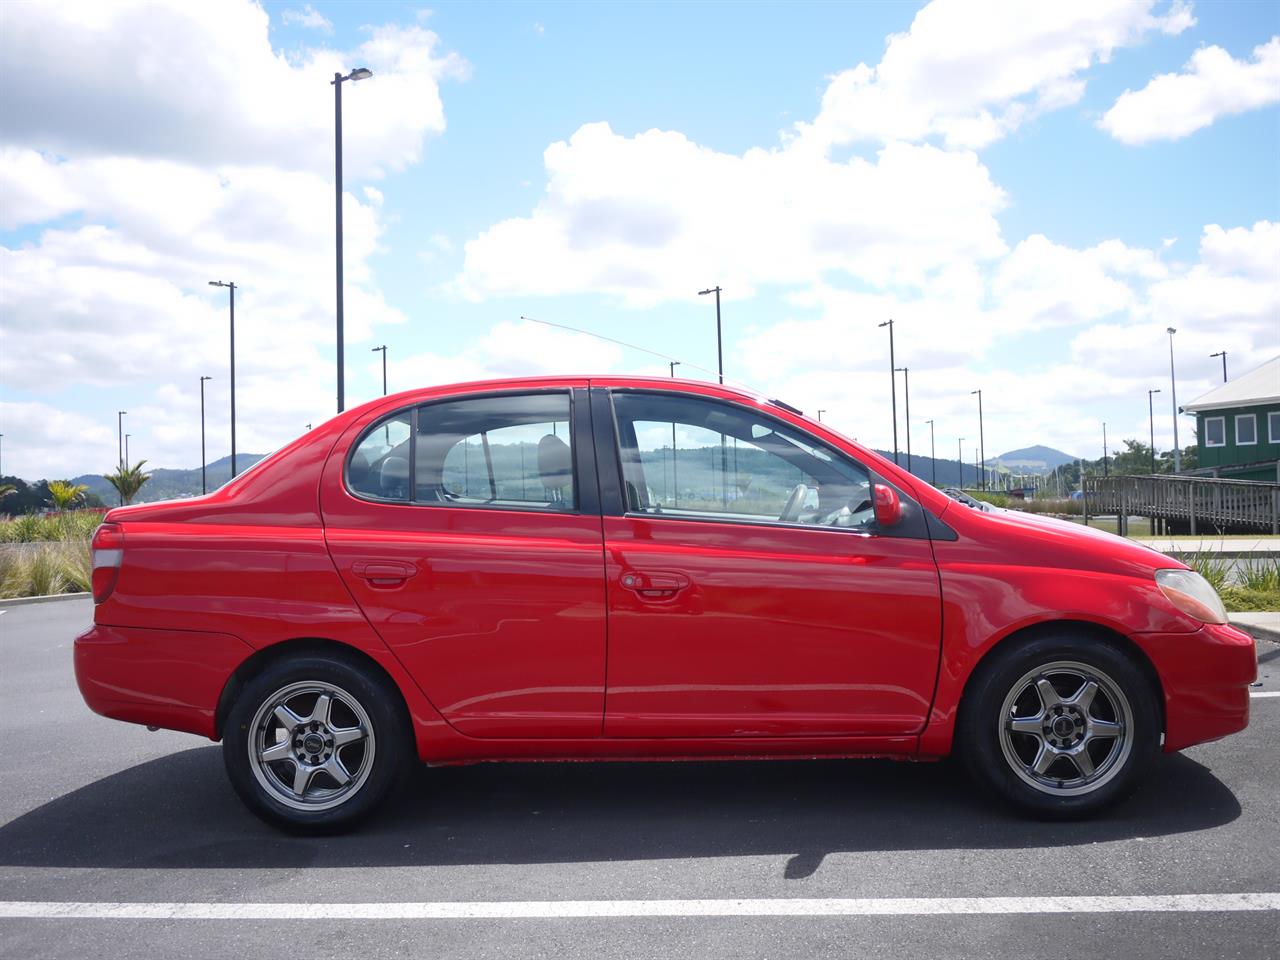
92 419 452 752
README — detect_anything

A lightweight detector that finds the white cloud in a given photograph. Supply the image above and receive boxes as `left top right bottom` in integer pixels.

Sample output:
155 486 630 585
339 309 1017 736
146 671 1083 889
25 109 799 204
0 0 466 179
455 122 1007 307
386 320 625 389
282 5 333 32
0 401 117 482
0 0 455 480
1100 37 1280 144
792 0 1195 151
733 221 1277 459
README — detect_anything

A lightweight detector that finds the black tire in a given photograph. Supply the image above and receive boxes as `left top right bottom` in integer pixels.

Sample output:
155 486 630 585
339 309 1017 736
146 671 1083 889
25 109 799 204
222 652 411 832
957 633 1160 819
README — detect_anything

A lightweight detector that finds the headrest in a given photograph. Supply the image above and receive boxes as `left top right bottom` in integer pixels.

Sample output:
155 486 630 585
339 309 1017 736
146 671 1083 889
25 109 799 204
537 434 571 490
380 456 410 495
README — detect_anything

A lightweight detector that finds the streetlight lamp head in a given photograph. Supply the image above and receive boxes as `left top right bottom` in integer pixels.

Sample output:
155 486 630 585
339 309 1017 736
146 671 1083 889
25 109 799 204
878 320 892 328
349 67 373 81
1167 327 1177 335
698 288 714 296
1151 387 1161 394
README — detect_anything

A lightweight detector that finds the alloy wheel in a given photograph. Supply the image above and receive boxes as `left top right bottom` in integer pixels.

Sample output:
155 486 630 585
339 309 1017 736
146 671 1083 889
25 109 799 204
998 660 1133 797
247 680 376 812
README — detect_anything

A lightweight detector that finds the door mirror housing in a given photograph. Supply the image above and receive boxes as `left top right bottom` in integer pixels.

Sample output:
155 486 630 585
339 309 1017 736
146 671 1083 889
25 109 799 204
873 483 903 528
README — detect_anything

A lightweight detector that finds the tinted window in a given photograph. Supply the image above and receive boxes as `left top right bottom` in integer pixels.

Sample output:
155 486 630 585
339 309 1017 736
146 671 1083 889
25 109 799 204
611 392 872 529
416 393 575 510
348 412 413 501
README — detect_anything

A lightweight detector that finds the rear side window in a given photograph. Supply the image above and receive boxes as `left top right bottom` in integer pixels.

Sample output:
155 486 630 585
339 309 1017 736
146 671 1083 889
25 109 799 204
348 413 412 501
346 393 576 511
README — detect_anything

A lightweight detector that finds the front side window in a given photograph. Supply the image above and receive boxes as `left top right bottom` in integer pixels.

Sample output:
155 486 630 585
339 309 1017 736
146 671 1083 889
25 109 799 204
416 393 575 510
1204 416 1226 447
611 392 872 530
1236 413 1257 445
1269 411 1280 444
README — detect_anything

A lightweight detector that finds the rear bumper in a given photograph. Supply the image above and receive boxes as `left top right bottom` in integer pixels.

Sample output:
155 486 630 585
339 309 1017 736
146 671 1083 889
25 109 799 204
1133 621 1257 752
74 623 253 739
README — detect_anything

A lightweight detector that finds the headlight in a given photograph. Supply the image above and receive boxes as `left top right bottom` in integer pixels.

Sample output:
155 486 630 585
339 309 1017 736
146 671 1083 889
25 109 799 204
1155 568 1228 625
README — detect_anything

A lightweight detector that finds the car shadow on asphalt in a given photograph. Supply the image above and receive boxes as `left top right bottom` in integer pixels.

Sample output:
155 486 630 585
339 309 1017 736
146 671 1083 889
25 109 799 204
0 748 1240 878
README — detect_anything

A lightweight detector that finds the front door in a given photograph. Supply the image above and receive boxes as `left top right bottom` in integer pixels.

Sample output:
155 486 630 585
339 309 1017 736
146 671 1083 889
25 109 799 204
600 389 942 738
321 387 607 739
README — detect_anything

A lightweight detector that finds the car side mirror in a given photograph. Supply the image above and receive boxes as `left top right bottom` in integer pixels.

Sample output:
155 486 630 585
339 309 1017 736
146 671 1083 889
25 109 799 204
873 483 903 528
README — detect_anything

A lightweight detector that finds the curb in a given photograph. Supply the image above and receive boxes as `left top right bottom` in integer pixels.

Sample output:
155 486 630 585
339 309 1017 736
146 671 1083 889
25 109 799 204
1229 616 1280 646
0 591 91 607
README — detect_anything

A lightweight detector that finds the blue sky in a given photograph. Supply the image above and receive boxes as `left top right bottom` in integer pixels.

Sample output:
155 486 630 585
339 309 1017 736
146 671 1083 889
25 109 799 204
1 0 1277 479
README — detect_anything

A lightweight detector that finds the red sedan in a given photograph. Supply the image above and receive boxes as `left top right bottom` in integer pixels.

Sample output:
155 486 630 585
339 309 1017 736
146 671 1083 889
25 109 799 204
75 376 1256 830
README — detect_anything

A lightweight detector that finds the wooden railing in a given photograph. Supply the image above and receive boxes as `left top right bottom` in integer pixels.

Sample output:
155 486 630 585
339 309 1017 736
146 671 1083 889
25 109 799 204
1083 474 1280 534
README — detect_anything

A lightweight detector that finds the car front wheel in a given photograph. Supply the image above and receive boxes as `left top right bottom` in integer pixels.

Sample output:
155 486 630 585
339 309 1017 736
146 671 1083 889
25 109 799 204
222 653 410 832
959 635 1160 818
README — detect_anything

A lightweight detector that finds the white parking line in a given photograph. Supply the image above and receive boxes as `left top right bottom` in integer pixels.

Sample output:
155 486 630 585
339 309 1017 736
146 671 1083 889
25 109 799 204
1 894 1277 920
1251 691 1280 699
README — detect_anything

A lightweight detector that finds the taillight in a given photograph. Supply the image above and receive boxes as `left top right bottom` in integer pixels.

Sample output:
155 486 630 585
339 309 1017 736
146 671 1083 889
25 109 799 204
91 522 124 603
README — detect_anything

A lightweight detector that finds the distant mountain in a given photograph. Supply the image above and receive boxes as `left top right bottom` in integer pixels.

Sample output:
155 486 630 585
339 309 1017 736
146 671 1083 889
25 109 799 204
987 444 1079 473
72 453 268 504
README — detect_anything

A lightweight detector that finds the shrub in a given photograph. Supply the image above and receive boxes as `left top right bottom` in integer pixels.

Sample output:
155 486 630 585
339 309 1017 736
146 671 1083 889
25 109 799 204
1241 559 1280 593
0 540 93 598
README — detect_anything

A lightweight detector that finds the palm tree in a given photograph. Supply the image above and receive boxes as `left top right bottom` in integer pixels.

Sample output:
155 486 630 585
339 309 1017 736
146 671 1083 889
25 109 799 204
47 480 89 511
104 460 152 506
0 483 15 501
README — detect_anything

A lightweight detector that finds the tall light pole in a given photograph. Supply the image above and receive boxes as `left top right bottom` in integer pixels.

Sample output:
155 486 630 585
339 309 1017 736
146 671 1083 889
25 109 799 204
1147 388 1161 474
926 419 936 486
957 437 965 487
1102 422 1109 477
971 389 985 491
879 320 898 464
125 434 131 466
1210 351 1228 383
895 366 911 474
372 344 387 396
199 376 212 495
1167 327 1181 472
817 409 826 422
209 280 237 477
669 361 680 377
697 286 724 383
116 411 126 505
333 66 374 414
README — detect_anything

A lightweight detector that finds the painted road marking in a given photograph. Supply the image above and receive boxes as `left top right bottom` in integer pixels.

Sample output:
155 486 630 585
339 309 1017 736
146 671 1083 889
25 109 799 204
1251 691 1280 699
1 894 1277 920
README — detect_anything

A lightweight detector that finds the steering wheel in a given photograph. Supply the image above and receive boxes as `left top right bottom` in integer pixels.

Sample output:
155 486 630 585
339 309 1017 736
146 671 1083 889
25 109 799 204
778 483 809 523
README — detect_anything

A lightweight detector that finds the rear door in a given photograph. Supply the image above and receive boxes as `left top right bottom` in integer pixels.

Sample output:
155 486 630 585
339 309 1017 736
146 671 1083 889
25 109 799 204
597 387 943 738
321 386 607 738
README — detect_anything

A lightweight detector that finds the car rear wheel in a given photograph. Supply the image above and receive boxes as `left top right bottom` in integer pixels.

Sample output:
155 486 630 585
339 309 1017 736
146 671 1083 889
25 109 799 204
959 634 1160 818
223 653 410 832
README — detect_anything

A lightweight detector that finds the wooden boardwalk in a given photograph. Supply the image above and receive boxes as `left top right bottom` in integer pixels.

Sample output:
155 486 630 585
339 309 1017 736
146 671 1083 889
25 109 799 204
1083 474 1280 535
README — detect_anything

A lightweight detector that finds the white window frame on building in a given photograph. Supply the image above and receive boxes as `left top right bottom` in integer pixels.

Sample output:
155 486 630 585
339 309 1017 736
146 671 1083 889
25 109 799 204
1235 413 1257 446
1269 410 1280 445
1204 416 1226 448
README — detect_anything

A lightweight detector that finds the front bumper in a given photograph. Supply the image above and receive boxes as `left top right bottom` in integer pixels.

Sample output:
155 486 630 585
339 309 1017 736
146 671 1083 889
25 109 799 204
75 623 253 739
1132 621 1257 752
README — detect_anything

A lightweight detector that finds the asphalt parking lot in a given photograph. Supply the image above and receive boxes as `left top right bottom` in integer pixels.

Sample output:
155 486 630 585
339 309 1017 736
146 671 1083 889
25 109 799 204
1 598 1277 959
